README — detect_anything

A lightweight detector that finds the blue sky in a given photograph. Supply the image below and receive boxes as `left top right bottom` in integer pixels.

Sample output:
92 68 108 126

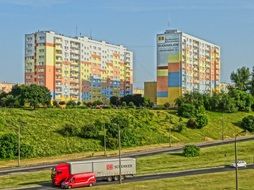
0 0 254 88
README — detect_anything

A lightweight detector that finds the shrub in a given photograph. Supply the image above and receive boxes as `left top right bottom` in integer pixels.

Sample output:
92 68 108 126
59 101 65 105
0 133 34 159
183 145 200 157
60 124 80 137
128 101 135 108
187 118 197 129
241 115 254 132
172 123 184 132
195 114 208 129
80 123 100 139
20 144 34 158
0 133 17 159
66 100 77 108
164 102 170 109
122 101 127 107
107 137 118 149
177 103 196 118
52 100 58 107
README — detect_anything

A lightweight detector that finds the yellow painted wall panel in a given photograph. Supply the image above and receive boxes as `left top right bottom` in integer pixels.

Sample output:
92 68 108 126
157 69 168 77
168 87 182 103
46 46 55 66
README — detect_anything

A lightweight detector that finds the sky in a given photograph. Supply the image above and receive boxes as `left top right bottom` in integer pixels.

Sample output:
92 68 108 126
0 0 254 88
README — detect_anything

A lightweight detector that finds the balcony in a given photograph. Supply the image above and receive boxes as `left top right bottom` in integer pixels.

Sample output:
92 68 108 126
55 44 62 50
55 38 62 44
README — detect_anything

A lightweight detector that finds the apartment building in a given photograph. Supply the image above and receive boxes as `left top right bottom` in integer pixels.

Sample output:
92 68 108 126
0 82 15 93
25 31 133 102
157 29 220 105
144 81 157 104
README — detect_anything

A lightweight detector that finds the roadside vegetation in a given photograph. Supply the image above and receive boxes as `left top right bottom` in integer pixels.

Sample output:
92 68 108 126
0 66 254 161
0 108 251 160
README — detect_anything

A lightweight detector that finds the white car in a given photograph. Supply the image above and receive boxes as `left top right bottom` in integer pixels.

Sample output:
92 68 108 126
231 160 247 168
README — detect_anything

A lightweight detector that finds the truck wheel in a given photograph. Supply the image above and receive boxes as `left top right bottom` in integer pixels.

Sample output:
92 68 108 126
113 176 119 181
68 186 71 189
89 183 93 187
107 176 113 182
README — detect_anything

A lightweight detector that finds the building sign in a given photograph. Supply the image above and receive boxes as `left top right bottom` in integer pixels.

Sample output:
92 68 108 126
157 33 180 66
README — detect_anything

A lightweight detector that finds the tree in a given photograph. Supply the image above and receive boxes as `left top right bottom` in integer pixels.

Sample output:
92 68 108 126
26 84 51 109
177 103 196 118
80 123 100 139
249 66 254 96
195 114 208 129
110 96 120 106
66 100 77 108
9 84 51 109
230 67 250 91
183 145 200 157
241 115 254 132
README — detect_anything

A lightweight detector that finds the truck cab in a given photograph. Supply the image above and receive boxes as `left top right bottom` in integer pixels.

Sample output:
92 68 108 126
51 163 70 186
61 172 96 189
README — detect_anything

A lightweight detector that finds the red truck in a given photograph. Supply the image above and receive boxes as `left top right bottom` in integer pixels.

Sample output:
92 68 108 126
51 158 136 188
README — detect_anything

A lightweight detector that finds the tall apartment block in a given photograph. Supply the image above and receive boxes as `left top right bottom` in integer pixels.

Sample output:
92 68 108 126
25 31 133 102
157 29 220 105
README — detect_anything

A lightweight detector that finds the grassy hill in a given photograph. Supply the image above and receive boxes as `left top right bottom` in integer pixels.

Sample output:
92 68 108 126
0 108 252 159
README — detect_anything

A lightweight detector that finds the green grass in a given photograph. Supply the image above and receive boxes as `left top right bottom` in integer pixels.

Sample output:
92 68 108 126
0 140 253 189
89 170 254 190
0 170 50 189
137 140 254 174
0 108 252 163
1 169 253 189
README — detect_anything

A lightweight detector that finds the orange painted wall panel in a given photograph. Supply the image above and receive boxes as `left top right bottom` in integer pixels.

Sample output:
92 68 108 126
168 63 180 72
45 65 55 91
157 76 168 91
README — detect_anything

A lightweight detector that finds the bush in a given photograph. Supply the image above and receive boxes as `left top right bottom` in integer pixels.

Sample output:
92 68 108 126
66 100 77 108
241 115 254 132
187 118 197 129
107 137 118 149
164 102 170 109
60 124 80 137
20 144 34 158
52 100 58 107
59 101 66 105
128 101 136 108
0 133 17 159
195 114 208 129
172 123 184 132
0 133 34 159
80 123 100 139
178 103 196 118
183 145 200 157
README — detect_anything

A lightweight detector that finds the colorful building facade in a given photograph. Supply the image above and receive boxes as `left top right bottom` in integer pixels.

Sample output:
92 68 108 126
157 29 220 105
144 81 157 104
25 31 133 102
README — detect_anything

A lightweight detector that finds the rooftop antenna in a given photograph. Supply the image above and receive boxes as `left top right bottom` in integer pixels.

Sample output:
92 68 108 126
167 17 170 29
75 25 78 37
89 29 92 39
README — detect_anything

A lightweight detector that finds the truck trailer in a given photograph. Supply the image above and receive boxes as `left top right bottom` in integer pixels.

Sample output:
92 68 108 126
51 157 136 187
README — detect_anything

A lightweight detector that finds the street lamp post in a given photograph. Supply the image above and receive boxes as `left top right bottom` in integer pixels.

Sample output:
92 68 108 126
118 125 122 184
234 131 245 190
221 112 224 140
234 134 238 190
103 124 107 156
18 124 20 167
168 115 172 147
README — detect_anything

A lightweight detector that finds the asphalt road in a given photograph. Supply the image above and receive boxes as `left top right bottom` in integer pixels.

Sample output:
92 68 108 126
1 135 253 176
11 164 254 190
